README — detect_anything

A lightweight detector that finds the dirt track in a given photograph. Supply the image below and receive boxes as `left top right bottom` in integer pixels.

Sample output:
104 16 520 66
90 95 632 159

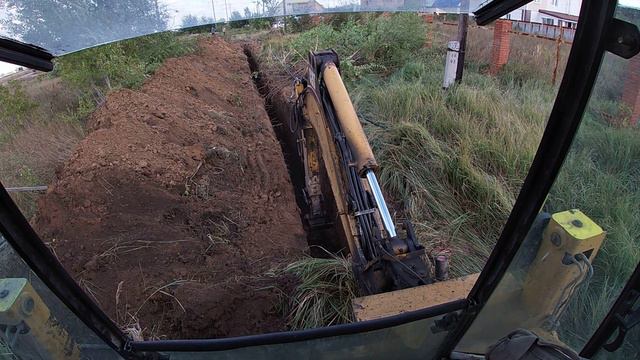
33 36 306 339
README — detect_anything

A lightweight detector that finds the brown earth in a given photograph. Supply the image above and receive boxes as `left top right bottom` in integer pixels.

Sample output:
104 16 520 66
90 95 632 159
33 36 307 340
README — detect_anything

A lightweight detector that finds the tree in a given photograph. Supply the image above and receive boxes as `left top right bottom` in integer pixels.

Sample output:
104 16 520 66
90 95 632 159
200 16 216 25
244 7 253 19
0 0 169 54
229 11 249 29
230 11 243 22
181 15 200 28
260 0 284 17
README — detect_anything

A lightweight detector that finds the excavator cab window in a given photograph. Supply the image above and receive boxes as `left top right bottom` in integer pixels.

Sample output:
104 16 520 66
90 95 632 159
453 3 640 358
0 0 639 359
0 236 122 359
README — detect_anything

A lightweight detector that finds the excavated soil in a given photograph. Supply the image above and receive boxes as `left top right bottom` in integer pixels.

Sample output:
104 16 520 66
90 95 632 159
33 36 307 340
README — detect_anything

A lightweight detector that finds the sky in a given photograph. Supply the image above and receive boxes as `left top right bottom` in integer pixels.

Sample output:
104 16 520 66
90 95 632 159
2 0 640 76
162 0 357 27
0 62 19 76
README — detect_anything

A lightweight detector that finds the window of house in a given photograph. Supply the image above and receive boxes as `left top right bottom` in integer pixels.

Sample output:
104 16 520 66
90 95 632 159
542 18 554 25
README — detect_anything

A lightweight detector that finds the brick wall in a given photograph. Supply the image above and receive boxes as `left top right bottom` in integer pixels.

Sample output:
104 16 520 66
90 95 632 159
622 55 640 126
421 13 434 23
490 20 512 75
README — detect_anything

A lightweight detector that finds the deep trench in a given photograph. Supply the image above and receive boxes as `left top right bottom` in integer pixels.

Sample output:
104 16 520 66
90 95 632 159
243 46 342 257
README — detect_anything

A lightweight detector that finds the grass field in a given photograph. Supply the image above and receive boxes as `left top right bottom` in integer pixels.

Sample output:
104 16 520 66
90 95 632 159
261 13 640 356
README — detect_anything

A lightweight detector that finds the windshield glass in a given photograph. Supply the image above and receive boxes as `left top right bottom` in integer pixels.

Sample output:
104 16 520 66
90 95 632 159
0 0 600 353
457 3 640 357
0 0 481 55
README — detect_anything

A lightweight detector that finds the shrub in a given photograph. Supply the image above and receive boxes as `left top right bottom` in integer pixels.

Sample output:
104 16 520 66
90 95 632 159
363 13 426 68
0 82 38 142
277 13 426 79
55 32 197 91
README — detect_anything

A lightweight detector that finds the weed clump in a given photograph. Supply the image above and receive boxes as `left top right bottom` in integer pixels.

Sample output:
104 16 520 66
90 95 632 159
281 256 357 330
272 13 426 79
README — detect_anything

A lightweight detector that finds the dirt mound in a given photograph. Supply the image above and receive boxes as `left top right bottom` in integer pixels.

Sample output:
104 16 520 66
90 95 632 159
33 36 306 339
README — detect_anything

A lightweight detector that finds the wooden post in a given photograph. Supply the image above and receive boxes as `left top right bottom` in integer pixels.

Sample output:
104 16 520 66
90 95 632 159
552 26 563 85
455 5 469 83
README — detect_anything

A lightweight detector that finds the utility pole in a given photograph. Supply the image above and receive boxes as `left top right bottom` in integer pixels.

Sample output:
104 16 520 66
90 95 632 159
154 0 160 21
211 0 217 22
455 0 469 83
224 0 229 21
283 0 287 33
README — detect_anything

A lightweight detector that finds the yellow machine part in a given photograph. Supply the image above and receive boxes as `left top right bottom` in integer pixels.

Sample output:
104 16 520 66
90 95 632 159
0 278 81 360
522 209 605 323
322 63 378 177
353 274 479 321
456 209 606 354
302 91 362 256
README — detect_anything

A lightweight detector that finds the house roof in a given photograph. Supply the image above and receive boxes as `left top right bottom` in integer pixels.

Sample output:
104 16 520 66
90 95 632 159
288 0 324 6
539 9 579 23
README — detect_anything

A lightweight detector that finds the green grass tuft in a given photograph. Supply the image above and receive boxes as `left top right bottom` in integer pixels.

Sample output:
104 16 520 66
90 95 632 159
282 255 357 330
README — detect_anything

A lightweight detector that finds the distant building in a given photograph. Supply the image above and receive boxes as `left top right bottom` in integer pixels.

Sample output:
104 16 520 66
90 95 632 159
504 0 581 28
361 0 405 10
286 0 325 14
429 0 486 13
361 0 483 12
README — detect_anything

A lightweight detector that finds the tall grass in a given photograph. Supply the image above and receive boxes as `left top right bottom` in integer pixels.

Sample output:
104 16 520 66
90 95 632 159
265 13 556 326
545 54 640 356
353 50 552 276
56 32 197 92
268 15 639 358
266 13 426 79
0 82 38 144
281 256 357 329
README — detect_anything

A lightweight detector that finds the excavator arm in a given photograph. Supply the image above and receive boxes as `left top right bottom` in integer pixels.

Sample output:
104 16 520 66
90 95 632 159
293 50 432 295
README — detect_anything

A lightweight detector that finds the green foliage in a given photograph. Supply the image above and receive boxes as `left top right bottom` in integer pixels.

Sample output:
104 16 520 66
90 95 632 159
279 13 426 78
269 16 638 356
229 11 250 29
55 32 197 91
286 15 315 33
0 82 38 143
353 57 550 275
364 13 426 68
281 256 357 329
249 17 275 30
181 14 201 28
0 82 37 121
